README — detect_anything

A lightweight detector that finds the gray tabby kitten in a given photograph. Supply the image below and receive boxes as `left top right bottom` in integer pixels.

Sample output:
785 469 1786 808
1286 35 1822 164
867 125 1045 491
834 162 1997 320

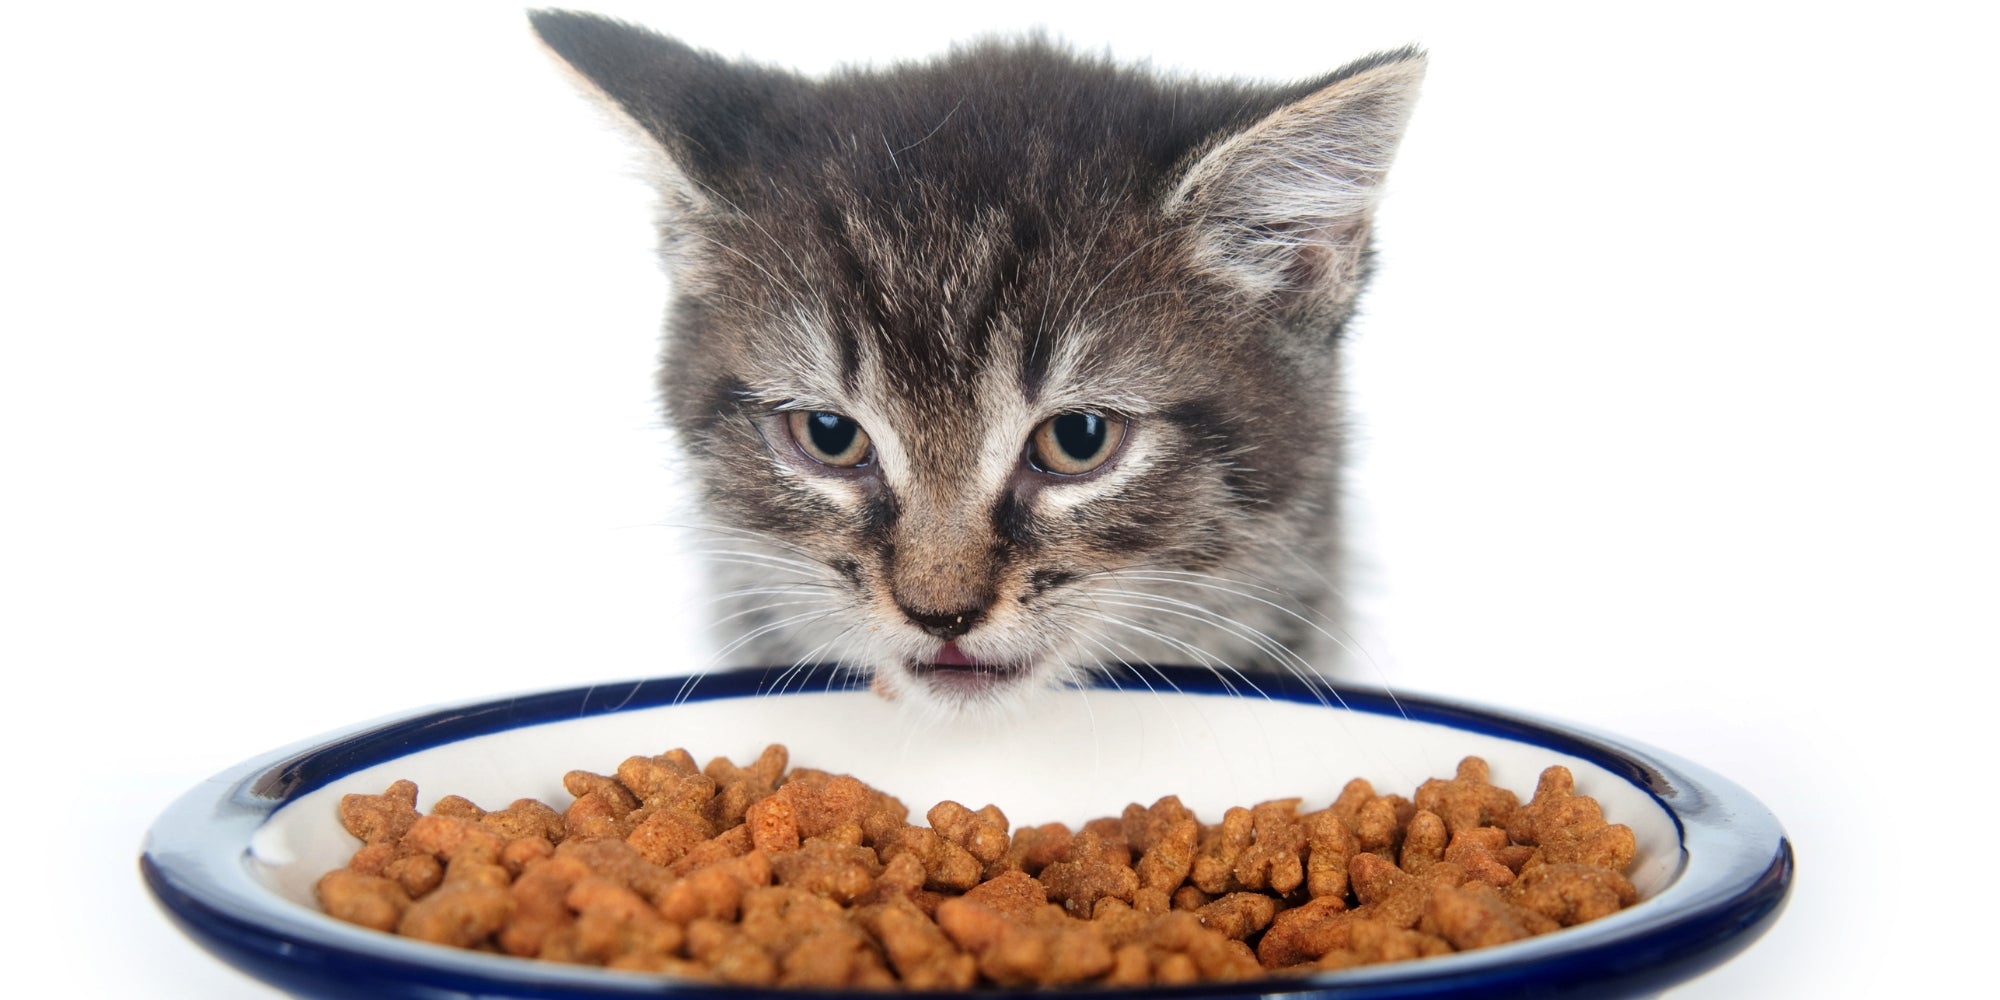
530 11 1423 714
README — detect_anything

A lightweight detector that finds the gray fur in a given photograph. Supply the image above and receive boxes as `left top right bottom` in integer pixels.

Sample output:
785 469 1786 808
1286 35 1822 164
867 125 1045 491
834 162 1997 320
531 10 1424 712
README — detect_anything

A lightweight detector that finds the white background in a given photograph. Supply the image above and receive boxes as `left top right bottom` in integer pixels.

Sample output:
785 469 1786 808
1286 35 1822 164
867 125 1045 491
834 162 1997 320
3 2 1994 996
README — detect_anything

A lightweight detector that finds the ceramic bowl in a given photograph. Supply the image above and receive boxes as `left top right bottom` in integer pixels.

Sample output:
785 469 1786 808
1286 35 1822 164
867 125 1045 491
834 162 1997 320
142 664 1791 998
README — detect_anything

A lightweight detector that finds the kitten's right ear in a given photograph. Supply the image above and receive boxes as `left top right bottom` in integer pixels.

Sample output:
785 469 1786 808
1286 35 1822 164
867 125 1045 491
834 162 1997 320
1165 49 1426 320
528 9 796 216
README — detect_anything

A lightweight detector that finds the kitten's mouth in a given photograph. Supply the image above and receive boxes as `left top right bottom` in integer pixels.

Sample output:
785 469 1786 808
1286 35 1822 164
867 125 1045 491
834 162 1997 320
907 642 1032 697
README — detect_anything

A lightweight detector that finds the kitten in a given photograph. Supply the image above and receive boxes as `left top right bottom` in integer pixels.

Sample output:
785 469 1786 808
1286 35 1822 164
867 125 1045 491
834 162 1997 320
530 11 1423 713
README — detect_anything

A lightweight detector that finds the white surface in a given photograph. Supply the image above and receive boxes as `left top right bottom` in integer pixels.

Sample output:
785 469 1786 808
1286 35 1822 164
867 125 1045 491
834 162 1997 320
2 2 1992 997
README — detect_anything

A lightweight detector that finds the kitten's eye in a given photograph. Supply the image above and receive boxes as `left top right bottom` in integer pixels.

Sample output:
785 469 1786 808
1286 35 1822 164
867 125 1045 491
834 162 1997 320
786 410 873 468
1028 411 1126 476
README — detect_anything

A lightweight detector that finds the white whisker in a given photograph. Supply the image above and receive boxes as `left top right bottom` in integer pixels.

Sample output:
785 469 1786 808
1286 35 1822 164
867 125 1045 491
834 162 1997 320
1074 608 1267 702
706 598 836 630
1090 591 1334 711
680 547 829 577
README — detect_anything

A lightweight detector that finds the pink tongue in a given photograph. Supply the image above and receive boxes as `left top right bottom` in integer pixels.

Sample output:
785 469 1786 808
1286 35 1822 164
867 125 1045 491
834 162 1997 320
933 642 977 667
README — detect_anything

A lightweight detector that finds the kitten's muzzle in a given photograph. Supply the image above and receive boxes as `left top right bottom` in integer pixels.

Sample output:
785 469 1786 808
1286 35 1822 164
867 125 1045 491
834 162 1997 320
899 604 985 640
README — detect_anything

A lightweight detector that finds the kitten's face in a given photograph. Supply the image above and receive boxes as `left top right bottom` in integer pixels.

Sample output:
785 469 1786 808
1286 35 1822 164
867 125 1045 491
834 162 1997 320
532 14 1423 712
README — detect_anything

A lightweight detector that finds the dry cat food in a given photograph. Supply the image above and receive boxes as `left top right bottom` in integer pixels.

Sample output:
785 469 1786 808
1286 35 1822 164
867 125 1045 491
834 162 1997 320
317 746 1639 988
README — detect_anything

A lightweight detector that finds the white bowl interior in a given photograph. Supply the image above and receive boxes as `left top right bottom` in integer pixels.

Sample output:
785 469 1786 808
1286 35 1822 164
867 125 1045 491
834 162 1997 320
247 685 1681 916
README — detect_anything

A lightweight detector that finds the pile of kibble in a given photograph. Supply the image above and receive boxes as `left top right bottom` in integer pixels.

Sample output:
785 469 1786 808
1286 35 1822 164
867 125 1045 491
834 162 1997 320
317 745 1638 988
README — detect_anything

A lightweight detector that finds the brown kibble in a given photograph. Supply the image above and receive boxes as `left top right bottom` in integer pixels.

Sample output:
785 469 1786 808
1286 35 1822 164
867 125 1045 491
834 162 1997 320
928 800 1011 865
1304 807 1358 898
709 744 787 785
1400 809 1448 875
737 885 892 986
1195 891 1277 940
316 869 410 932
685 919 779 986
500 835 555 875
567 875 657 921
1149 910 1262 980
1039 828 1139 916
1189 806 1253 894
960 869 1050 922
667 824 754 876
1344 916 1453 964
857 898 977 989
934 897 1045 986
1507 767 1638 876
1532 820 1639 873
396 879 513 948
1232 798 1306 894
557 903 685 971
1087 895 1148 940
403 813 505 868
382 852 443 897
1348 852 1431 929
1351 795 1407 857
338 780 420 845
499 854 590 957
615 752 702 804
1044 922 1117 983
1172 884 1214 911
343 840 398 878
1330 777 1377 825
562 770 642 842
563 769 640 814
881 824 983 893
779 924 894 988
1105 943 1150 986
625 807 711 867
1121 795 1196 852
700 745 786 828
1506 863 1639 926
317 745 1640 988
1349 850 1412 907
1445 826 1521 887
775 770 894 842
555 837 675 903
1257 893 1350 966
431 794 482 820
745 793 802 854
656 849 773 924
442 855 511 892
1154 950 1200 984
857 849 927 907
1423 883 1537 950
986 821 1072 879
1135 817 1198 891
480 798 567 845
770 837 882 903
1508 766 1600 845
1415 757 1521 836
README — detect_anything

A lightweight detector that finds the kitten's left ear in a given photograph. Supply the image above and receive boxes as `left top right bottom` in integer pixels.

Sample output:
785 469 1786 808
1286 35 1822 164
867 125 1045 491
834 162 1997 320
1166 49 1426 317
528 9 801 220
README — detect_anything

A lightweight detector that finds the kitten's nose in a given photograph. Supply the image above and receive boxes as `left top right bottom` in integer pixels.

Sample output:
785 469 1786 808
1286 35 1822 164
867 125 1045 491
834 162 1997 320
900 604 985 639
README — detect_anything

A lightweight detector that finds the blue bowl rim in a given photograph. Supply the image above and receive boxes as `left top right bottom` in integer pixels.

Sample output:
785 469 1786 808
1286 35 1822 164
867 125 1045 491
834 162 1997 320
141 664 1792 999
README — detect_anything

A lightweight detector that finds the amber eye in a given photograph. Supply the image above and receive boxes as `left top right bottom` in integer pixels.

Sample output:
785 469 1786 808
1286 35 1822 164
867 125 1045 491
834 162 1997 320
1028 411 1126 476
786 410 873 468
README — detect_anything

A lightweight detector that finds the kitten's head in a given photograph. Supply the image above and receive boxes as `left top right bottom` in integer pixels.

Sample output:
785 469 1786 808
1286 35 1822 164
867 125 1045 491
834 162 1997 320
532 12 1423 713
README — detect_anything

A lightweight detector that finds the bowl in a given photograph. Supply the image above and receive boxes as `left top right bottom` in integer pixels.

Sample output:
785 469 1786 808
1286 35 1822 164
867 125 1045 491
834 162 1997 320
141 664 1791 998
